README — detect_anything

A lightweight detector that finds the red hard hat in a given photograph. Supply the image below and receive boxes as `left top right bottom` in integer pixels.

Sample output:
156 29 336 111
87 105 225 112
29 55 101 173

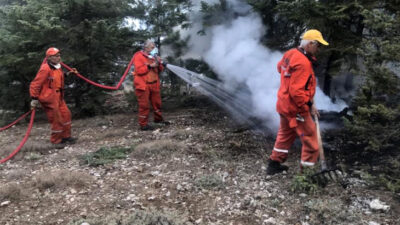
46 47 60 56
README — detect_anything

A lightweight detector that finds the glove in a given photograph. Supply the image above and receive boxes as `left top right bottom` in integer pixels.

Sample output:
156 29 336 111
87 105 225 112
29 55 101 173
31 99 39 108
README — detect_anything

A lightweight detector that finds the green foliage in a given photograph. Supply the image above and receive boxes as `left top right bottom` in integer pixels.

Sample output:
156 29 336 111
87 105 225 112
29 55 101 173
80 146 134 166
345 1 400 154
290 169 320 194
194 174 224 190
0 0 136 115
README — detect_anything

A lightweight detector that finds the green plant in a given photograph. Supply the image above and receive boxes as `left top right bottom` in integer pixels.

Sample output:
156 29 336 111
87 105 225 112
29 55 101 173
290 170 320 194
195 174 224 190
80 146 134 167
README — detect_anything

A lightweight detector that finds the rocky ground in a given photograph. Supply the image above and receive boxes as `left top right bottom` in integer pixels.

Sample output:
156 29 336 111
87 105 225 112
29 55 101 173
0 95 399 225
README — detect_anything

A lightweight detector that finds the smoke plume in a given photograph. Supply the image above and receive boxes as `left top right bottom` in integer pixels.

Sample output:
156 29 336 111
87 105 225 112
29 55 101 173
184 0 346 130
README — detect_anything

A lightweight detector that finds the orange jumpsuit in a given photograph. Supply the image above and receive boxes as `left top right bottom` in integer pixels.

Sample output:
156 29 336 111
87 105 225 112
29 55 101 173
270 48 319 167
132 51 164 127
30 62 71 144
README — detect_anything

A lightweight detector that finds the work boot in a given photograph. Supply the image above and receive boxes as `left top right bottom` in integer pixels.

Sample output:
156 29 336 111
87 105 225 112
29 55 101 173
154 120 170 125
61 137 77 145
140 124 155 131
266 159 289 175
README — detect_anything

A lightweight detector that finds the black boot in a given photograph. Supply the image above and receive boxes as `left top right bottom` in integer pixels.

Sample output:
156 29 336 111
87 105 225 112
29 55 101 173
140 124 155 131
266 160 289 175
61 137 77 144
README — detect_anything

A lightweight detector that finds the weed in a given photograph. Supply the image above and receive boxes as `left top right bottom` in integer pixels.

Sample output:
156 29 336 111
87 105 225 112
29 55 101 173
0 183 25 201
34 170 92 191
24 152 41 161
80 146 134 166
195 174 224 190
304 199 362 225
290 169 320 194
131 140 186 160
6 169 26 180
68 209 191 225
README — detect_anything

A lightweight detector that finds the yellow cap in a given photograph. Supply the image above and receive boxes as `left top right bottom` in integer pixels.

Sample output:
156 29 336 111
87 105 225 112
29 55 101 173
302 29 329 46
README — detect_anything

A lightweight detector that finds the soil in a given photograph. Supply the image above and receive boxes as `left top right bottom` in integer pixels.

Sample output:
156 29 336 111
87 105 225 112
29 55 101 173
0 94 399 225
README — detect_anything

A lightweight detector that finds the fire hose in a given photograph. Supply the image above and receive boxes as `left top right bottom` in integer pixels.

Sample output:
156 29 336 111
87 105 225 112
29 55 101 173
0 109 35 164
60 53 135 90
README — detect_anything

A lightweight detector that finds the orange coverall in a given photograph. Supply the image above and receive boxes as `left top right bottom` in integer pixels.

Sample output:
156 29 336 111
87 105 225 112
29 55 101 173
132 51 165 127
270 48 319 167
30 62 71 144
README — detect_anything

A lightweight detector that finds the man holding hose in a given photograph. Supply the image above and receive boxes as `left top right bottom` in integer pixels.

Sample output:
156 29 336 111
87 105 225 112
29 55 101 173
30 47 78 148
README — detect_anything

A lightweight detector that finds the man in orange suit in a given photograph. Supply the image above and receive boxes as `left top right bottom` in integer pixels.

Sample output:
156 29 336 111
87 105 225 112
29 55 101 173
30 47 78 148
132 40 169 131
267 30 329 175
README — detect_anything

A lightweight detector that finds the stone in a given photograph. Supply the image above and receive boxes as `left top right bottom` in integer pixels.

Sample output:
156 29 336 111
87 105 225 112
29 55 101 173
369 199 390 212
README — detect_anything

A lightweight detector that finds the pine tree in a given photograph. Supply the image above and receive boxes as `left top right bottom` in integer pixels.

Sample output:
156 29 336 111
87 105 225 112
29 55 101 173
0 0 136 116
344 1 400 154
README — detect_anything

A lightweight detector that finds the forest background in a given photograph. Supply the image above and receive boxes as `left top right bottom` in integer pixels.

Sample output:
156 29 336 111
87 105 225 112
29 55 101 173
0 0 399 192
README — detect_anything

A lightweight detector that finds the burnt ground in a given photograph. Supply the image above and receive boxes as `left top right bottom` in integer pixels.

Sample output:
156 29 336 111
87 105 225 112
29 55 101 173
0 93 399 225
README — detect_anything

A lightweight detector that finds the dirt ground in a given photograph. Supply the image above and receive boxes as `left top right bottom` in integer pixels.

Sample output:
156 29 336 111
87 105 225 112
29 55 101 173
0 95 399 225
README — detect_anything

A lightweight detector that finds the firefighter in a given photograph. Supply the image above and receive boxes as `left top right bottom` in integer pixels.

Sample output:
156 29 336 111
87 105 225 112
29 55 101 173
30 47 78 148
266 29 329 175
132 40 169 131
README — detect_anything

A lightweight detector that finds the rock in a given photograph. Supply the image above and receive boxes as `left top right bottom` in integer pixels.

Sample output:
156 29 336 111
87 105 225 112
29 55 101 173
1 201 10 207
368 222 380 225
81 223 90 225
369 199 390 212
299 193 307 198
263 217 276 224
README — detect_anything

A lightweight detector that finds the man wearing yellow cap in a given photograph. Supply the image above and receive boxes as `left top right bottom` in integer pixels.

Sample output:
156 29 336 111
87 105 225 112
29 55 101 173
30 47 78 148
266 29 329 175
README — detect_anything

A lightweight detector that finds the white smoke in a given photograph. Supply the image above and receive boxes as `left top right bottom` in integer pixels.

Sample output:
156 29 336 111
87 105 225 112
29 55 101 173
184 0 346 130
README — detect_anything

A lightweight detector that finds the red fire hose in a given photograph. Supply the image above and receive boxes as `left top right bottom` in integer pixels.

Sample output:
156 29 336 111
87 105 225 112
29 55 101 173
0 109 35 164
60 54 135 90
0 110 32 131
0 55 135 163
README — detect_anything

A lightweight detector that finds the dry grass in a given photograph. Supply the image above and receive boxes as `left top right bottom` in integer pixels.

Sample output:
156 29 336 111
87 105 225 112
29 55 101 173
33 169 92 191
21 140 55 154
6 169 27 181
169 128 200 140
68 209 191 225
99 129 129 140
0 183 25 201
131 139 187 160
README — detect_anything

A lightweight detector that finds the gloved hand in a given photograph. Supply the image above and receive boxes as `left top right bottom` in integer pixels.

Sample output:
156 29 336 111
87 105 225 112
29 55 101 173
67 68 78 76
30 99 39 108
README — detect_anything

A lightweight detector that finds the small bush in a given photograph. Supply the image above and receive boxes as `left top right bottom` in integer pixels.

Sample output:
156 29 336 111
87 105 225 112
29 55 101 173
80 146 134 166
304 199 362 224
68 209 192 225
21 141 54 154
195 174 224 190
170 128 199 140
24 152 41 161
290 169 320 194
131 140 187 160
6 169 26 180
0 183 24 201
33 170 92 191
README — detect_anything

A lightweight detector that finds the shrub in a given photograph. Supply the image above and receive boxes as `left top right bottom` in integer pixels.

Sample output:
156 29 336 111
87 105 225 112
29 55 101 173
80 146 134 166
